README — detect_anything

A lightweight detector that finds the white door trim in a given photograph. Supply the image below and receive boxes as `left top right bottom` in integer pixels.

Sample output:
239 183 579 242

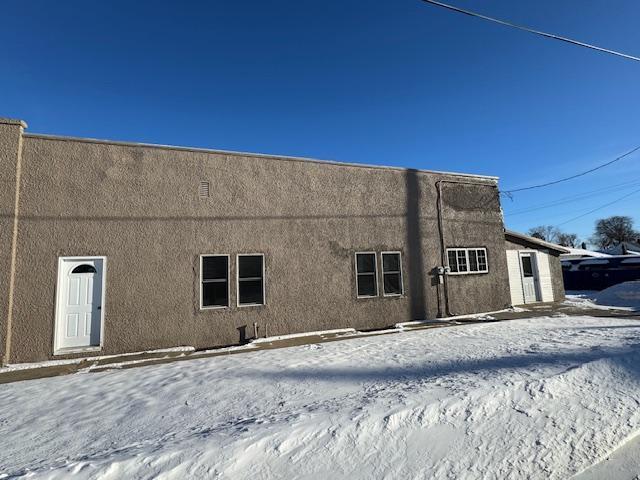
54 256 107 355
518 251 541 303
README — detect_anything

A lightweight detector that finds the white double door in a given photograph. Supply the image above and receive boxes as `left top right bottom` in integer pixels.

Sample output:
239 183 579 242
55 257 105 351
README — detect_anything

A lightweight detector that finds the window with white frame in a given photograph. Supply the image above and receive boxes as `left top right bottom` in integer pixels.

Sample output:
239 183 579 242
201 255 229 308
446 248 488 274
237 254 265 306
355 252 378 297
382 252 403 296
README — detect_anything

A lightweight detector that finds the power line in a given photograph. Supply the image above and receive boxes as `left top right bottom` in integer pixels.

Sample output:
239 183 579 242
501 144 640 194
504 178 640 216
419 0 640 63
557 186 640 226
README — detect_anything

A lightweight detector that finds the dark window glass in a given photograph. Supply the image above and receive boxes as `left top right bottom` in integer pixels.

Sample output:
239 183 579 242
357 274 377 297
477 249 488 271
356 253 376 274
202 282 228 307
239 279 263 305
238 255 264 305
203 256 228 281
383 273 401 295
447 250 458 272
457 250 468 272
239 255 263 278
382 253 402 295
356 253 377 297
382 253 400 272
521 256 534 277
201 256 229 308
72 264 97 274
468 250 478 272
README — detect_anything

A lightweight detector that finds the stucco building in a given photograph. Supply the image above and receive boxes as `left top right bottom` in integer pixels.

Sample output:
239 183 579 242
1 118 563 365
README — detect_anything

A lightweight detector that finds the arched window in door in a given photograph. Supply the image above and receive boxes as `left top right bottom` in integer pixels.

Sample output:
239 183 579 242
71 264 97 274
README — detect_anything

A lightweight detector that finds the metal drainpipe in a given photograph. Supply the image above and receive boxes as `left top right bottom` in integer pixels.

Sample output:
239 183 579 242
435 180 453 317
436 178 501 317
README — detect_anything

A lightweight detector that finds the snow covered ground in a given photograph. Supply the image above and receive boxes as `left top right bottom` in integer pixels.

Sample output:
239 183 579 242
2 315 640 479
566 281 640 311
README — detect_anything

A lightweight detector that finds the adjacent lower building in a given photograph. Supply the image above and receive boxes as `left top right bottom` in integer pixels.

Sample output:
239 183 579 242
1 118 563 365
505 230 567 305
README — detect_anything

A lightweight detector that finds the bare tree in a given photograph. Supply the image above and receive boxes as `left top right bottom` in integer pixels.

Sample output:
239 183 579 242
527 225 579 247
555 232 579 248
527 225 559 243
591 216 638 248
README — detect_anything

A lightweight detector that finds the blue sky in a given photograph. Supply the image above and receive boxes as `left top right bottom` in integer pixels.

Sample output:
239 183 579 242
1 0 639 243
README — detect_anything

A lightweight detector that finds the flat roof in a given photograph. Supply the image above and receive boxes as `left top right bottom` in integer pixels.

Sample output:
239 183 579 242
23 132 499 182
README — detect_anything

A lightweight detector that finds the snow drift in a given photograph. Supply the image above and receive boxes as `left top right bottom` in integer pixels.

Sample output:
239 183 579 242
595 281 640 310
1 316 640 479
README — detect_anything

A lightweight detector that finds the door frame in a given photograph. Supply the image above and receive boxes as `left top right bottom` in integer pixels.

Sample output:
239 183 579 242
518 250 541 303
53 256 107 355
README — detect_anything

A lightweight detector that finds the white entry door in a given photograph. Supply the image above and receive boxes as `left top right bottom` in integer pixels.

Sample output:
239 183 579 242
519 253 540 303
55 257 106 352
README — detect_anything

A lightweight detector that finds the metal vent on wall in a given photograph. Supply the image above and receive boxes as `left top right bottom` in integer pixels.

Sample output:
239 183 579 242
199 181 210 198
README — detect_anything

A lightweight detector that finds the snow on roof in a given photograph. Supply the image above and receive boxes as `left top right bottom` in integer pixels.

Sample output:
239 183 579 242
598 242 640 255
561 248 612 258
578 259 611 266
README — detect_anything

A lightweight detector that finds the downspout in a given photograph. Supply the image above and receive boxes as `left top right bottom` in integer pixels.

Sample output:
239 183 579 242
435 178 500 317
435 180 454 316
3 121 26 366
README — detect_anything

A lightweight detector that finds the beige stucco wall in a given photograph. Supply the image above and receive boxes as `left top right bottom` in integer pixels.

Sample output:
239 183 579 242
3 125 511 363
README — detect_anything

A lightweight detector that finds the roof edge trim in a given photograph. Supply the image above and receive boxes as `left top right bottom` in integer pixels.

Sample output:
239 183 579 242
505 229 570 253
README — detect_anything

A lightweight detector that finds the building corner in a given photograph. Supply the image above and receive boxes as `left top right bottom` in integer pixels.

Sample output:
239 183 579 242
0 118 27 366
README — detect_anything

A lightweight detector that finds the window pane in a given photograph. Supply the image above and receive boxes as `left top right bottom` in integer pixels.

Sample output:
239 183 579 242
71 264 97 274
447 250 458 272
521 256 534 277
202 256 228 281
457 250 468 272
384 273 401 295
468 250 478 272
356 253 376 274
382 253 400 272
477 250 487 271
239 255 263 278
202 282 228 307
239 279 264 305
357 274 377 297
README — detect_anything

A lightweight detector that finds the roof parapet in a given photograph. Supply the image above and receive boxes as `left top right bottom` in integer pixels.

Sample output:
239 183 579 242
23 132 499 182
0 118 27 129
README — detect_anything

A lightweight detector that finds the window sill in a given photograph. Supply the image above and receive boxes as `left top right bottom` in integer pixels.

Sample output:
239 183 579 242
447 271 489 276
54 345 102 356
